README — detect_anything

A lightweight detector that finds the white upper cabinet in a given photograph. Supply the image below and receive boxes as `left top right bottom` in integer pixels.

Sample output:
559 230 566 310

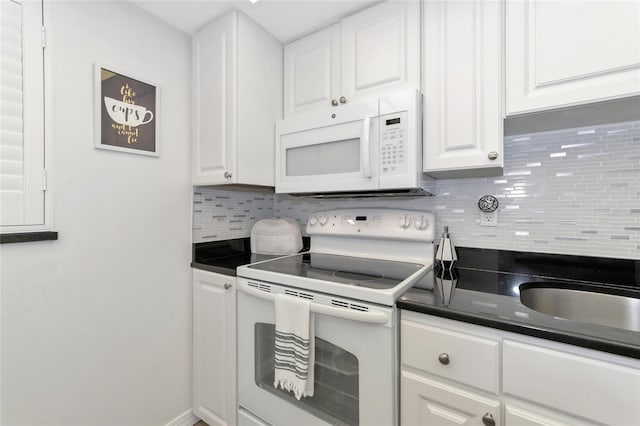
284 25 340 116
423 0 504 177
506 0 640 115
193 11 282 186
283 0 420 117
340 1 420 104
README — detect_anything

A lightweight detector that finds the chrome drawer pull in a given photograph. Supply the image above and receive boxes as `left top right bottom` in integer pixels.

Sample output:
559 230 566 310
438 353 450 365
482 412 495 426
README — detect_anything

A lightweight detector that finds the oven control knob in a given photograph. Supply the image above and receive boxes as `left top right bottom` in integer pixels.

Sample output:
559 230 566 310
413 217 421 230
399 214 411 229
308 215 318 226
417 216 429 230
318 215 328 226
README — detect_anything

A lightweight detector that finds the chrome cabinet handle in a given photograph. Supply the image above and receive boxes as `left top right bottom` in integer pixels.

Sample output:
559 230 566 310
488 151 499 160
482 413 495 426
339 96 347 104
224 283 232 290
438 353 450 365
331 99 338 106
224 171 232 179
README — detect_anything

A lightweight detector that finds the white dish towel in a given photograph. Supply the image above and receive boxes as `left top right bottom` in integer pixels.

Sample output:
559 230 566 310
273 294 315 400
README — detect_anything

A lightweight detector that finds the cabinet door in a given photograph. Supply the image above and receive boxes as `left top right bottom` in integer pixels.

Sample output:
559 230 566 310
193 269 236 426
236 12 282 186
341 0 420 104
506 0 640 115
503 340 640 426
284 25 340 116
401 371 500 426
504 404 597 426
193 13 237 185
423 0 504 177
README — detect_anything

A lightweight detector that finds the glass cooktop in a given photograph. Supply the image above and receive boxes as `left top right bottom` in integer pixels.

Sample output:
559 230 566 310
247 252 428 290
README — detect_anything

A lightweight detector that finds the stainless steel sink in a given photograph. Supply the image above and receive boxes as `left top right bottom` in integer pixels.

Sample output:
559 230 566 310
519 283 640 332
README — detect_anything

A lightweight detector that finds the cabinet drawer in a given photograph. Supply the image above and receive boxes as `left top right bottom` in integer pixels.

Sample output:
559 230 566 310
401 319 500 393
503 340 640 425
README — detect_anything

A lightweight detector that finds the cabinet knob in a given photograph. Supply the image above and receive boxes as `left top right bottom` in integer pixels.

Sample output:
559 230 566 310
331 99 338 106
224 283 232 290
438 353 450 365
482 413 495 426
339 96 347 104
224 171 232 179
488 151 499 160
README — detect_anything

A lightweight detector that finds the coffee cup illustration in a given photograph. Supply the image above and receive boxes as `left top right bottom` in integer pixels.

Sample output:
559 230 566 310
104 97 154 127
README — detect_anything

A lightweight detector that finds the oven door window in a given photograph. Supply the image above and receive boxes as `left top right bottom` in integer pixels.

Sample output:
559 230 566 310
254 323 359 426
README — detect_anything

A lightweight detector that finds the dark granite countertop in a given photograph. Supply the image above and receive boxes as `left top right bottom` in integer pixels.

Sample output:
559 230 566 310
191 237 310 276
398 247 640 359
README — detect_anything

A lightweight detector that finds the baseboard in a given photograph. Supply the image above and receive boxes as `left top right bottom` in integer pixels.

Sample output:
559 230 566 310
165 409 201 426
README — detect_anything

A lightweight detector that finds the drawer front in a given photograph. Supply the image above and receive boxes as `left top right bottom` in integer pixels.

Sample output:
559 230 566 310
503 340 640 425
401 319 500 393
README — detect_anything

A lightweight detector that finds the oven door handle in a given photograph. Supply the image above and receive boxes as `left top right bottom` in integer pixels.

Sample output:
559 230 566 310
238 283 390 325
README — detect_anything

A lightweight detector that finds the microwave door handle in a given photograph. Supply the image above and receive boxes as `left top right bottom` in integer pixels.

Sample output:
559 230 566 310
238 282 389 325
361 116 372 178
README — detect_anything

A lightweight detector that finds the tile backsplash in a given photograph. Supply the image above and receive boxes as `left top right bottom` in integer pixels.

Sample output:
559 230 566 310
192 189 274 242
193 120 640 260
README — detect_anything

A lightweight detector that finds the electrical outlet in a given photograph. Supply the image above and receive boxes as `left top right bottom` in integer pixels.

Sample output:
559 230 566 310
480 212 498 227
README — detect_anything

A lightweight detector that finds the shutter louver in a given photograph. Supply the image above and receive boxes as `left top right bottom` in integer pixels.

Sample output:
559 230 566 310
1 0 24 195
0 0 45 227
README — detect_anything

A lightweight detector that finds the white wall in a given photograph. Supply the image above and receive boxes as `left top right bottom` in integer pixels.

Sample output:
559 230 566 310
1 2 193 425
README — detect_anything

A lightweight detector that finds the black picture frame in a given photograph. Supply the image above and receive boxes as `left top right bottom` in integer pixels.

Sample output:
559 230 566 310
94 64 159 156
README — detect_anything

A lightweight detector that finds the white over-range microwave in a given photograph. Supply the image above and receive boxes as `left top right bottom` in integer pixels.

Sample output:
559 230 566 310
275 90 427 196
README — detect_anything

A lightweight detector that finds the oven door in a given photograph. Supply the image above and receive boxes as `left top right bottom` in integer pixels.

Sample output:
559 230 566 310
237 278 397 426
275 99 380 194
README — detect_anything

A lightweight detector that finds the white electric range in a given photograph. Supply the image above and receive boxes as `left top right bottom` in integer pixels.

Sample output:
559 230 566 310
236 208 435 426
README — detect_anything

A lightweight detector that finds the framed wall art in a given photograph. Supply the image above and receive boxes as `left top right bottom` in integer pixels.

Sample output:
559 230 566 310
94 64 159 156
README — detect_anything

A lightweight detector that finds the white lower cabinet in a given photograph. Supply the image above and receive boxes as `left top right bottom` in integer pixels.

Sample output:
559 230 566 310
401 311 640 426
402 371 500 426
193 269 236 426
504 403 597 426
503 340 640 426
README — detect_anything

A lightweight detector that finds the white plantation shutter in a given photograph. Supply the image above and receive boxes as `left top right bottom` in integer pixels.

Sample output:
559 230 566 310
0 0 45 227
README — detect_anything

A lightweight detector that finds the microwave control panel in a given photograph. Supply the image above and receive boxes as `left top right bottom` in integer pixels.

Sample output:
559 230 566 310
380 111 408 175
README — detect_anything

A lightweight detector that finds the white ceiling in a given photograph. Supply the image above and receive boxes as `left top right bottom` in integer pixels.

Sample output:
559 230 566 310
130 0 381 43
